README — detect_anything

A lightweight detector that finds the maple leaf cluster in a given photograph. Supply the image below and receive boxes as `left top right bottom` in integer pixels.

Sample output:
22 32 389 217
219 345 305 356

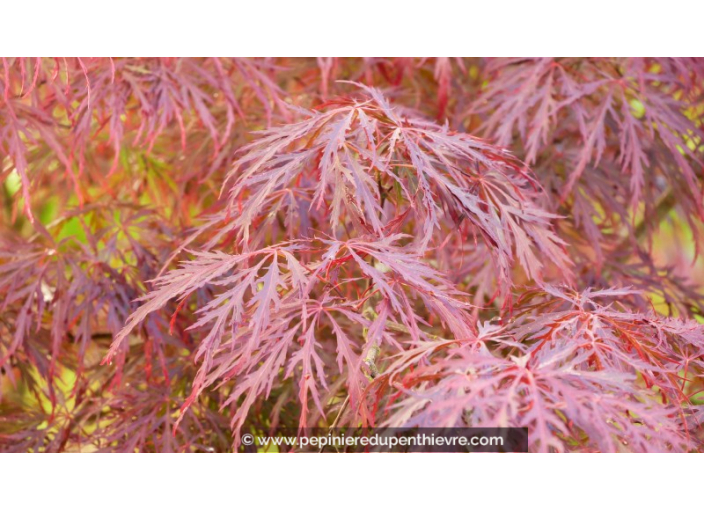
1 58 703 452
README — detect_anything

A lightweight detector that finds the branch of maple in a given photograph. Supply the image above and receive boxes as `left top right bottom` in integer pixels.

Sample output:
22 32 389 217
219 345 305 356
329 395 350 430
323 309 453 442
2 180 12 220
1 179 26 231
361 313 451 377
636 190 677 242
362 305 381 379
615 189 676 255
67 331 114 341
385 319 447 340
319 394 350 452
322 306 380 441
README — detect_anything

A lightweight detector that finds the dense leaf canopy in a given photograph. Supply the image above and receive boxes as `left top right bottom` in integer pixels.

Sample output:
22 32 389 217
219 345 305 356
1 58 703 452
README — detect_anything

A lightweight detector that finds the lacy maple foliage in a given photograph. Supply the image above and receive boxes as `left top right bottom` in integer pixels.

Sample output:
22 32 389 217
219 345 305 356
1 57 703 452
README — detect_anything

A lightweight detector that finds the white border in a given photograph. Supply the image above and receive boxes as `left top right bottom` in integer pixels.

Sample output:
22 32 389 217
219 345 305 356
1 453 699 506
1 1 702 55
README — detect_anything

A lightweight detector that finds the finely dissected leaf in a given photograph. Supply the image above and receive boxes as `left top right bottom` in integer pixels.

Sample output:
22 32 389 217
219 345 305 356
382 286 704 452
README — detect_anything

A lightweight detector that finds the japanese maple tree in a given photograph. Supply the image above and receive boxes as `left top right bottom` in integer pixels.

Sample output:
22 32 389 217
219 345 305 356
1 57 703 452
